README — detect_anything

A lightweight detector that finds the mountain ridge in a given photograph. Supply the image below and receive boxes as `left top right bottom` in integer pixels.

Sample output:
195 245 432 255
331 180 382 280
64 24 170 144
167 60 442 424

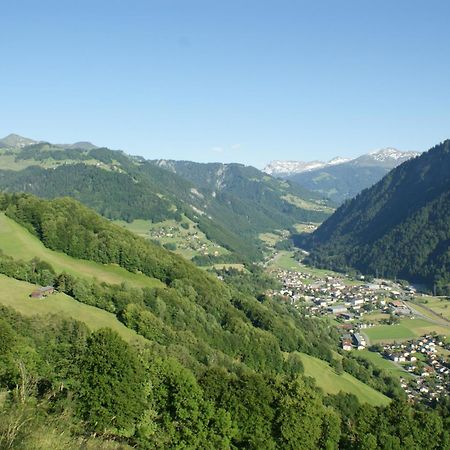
268 148 421 203
302 140 450 293
0 134 332 262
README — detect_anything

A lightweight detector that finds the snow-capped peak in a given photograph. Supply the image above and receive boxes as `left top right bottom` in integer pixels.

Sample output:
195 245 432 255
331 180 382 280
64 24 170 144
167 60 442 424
368 148 420 162
263 156 349 176
263 160 326 176
327 157 351 166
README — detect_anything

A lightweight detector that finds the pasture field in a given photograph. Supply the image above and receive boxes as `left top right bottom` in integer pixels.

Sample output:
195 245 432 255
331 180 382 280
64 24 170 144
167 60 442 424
0 274 144 343
364 324 415 342
362 312 390 323
355 350 413 379
293 223 320 234
413 296 450 321
297 353 390 406
269 251 363 286
0 213 163 289
269 251 301 270
115 216 229 260
281 194 334 213
364 318 449 344
259 232 283 246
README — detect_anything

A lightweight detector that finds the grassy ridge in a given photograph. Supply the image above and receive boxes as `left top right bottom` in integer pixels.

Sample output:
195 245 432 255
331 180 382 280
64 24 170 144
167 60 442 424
0 213 162 288
0 274 143 343
297 353 390 406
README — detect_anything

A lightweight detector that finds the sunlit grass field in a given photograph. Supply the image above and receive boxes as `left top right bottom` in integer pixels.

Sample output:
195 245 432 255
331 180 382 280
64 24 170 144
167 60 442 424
297 353 390 406
0 213 163 288
0 274 144 343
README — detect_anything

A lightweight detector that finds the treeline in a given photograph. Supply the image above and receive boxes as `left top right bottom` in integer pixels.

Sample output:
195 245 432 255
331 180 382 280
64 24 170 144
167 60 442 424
303 140 450 294
1 307 448 449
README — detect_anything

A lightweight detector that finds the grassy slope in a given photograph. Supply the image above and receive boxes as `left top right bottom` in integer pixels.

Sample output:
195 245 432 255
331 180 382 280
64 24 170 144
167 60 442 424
0 213 162 288
114 217 230 261
0 274 143 343
297 353 390 406
355 349 413 379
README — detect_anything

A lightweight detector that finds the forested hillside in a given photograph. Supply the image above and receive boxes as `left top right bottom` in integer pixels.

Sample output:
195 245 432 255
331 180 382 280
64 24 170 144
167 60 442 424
0 193 447 449
303 140 450 293
0 138 332 262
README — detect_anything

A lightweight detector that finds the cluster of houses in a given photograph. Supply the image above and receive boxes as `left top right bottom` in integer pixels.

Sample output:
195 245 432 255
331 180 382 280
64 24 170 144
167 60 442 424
149 225 222 256
269 268 413 323
382 335 449 403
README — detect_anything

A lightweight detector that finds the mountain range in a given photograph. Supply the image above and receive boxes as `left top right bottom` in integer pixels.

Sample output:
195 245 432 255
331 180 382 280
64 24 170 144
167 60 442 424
0 134 332 263
264 148 421 203
302 140 450 294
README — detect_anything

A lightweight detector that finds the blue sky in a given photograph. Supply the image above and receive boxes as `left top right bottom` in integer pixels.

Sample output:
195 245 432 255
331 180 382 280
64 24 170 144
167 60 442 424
1 0 449 168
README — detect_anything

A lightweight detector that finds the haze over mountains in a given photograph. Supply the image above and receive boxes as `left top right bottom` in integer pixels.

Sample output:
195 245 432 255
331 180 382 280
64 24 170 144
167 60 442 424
265 148 421 203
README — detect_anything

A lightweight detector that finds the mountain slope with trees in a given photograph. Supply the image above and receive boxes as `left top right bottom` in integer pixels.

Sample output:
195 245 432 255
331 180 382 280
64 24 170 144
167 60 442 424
303 140 450 293
0 136 332 262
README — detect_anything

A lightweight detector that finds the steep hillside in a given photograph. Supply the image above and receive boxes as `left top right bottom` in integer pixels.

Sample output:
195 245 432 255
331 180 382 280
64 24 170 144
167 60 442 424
2 195 444 450
303 140 450 293
0 193 341 371
0 274 143 343
0 136 332 262
269 148 420 203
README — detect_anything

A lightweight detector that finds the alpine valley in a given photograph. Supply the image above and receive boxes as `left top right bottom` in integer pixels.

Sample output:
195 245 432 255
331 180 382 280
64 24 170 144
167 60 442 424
0 134 449 450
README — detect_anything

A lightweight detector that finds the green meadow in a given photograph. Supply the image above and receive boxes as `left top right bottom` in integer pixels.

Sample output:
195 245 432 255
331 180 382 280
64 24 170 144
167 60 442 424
297 353 390 406
0 213 163 288
355 350 413 379
0 274 143 343
365 318 449 343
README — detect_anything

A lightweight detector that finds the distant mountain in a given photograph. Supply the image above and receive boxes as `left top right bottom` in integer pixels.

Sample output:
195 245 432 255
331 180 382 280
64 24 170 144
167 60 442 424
302 140 450 294
272 148 420 203
0 136 332 262
264 157 350 177
351 148 421 168
62 141 98 150
0 133 38 148
0 133 98 151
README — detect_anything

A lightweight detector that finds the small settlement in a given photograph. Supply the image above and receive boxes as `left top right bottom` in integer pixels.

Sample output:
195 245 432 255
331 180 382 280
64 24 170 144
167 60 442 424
268 266 449 404
385 335 450 404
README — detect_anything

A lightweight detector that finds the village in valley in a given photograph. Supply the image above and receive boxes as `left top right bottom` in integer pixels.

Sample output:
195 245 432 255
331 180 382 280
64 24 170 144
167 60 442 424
265 247 450 405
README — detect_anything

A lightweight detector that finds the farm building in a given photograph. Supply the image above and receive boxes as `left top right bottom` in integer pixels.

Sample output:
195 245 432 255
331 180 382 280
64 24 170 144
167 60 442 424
30 286 55 299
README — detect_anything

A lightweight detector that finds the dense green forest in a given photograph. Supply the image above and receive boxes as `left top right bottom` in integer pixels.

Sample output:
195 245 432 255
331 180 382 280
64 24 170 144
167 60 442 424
0 142 331 262
0 294 448 449
302 140 450 294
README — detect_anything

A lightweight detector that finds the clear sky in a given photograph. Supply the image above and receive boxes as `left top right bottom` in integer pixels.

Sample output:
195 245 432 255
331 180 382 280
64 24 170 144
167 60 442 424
1 0 449 168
